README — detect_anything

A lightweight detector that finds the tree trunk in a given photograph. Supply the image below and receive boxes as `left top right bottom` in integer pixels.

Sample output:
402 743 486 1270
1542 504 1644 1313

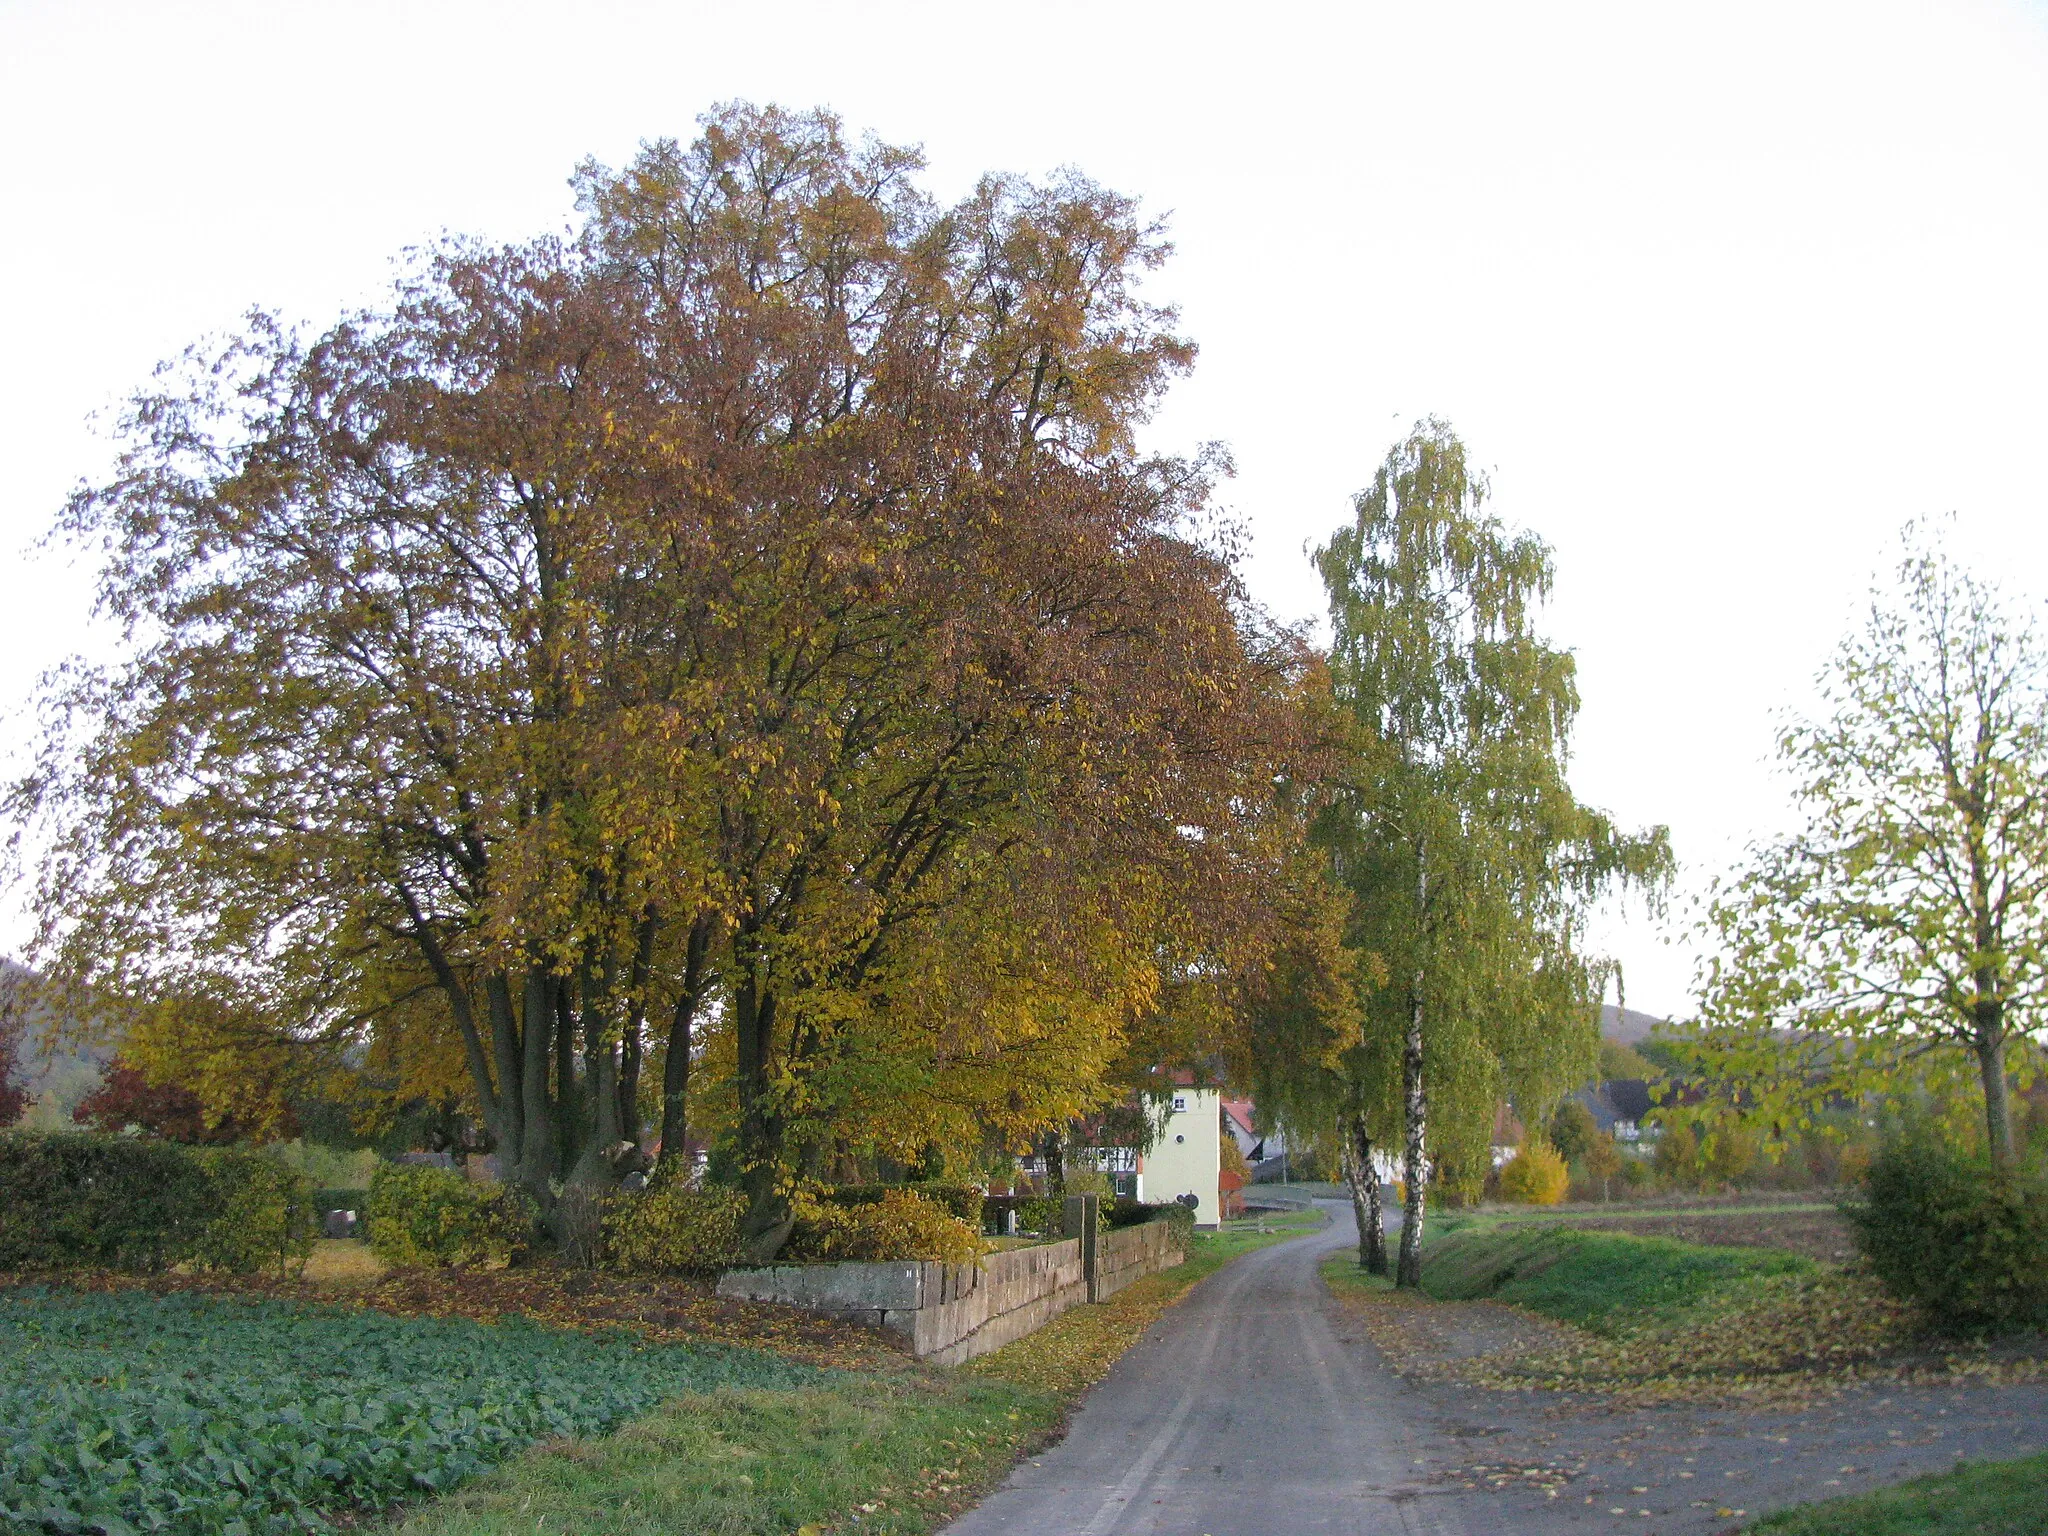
1397 850 1429 1290
659 913 712 1171
1345 1116 1388 1275
733 962 793 1261
1397 1000 1427 1288
618 912 657 1152
552 976 579 1172
518 968 556 1206
1976 1016 2014 1167
485 973 525 1171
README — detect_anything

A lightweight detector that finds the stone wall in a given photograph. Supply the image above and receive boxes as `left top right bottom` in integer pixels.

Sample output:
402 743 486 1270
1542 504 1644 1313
715 1201 1188 1363
1095 1217 1183 1301
717 1236 1088 1365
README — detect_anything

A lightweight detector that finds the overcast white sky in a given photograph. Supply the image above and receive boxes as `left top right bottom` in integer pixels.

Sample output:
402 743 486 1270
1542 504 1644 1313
4 0 2047 1017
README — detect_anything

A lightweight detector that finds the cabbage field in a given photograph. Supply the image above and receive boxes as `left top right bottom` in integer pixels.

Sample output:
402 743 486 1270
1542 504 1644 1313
0 1286 829 1535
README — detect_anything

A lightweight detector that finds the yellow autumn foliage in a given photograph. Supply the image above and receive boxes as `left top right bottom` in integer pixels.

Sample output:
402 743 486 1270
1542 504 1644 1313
1497 1141 1569 1205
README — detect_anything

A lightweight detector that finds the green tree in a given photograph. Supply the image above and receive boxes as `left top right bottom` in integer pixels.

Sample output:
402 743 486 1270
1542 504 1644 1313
1316 421 1669 1285
1686 528 2048 1166
1549 1098 1598 1162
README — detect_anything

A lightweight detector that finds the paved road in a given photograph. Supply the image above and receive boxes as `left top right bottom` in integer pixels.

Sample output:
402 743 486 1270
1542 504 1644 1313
945 1203 1467 1536
942 1201 2048 1536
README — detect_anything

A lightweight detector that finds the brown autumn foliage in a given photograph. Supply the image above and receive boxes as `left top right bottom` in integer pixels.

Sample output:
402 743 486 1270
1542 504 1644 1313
71 1059 256 1144
15 104 1330 1256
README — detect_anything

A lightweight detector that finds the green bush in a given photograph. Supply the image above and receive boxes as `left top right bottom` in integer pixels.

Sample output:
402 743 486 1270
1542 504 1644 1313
0 1131 212 1272
364 1162 534 1268
189 1146 318 1276
1846 1138 2048 1335
1015 1195 1061 1235
820 1183 984 1227
603 1181 747 1274
1549 1100 1599 1162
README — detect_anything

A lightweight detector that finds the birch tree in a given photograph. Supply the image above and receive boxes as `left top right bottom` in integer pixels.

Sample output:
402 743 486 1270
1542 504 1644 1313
1687 528 2048 1165
1317 422 1669 1286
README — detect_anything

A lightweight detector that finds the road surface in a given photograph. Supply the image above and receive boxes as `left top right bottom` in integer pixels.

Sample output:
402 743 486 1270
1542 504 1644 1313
946 1203 1466 1535
942 1199 2048 1536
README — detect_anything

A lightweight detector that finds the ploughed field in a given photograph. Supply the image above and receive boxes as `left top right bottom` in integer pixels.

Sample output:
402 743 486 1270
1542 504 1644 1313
0 1286 829 1535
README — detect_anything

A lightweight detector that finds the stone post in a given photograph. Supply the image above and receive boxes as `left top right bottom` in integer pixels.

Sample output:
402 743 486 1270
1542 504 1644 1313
1064 1193 1100 1301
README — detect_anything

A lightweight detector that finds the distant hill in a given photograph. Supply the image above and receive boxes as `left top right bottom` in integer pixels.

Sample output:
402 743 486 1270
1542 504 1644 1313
1600 1004 1667 1044
2 958 109 1118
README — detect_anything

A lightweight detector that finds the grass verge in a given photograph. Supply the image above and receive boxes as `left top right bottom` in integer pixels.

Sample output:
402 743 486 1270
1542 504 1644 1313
1745 1451 2048 1535
395 1209 1324 1534
394 1376 1060 1536
1322 1227 1931 1405
1418 1224 1813 1332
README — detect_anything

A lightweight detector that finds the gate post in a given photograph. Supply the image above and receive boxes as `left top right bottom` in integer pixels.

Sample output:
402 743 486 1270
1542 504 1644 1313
1063 1193 1101 1300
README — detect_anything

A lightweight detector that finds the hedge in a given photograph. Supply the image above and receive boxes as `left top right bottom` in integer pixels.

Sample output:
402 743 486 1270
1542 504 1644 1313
820 1183 984 1227
787 1188 982 1264
603 1182 747 1274
363 1162 535 1268
0 1132 315 1276
188 1147 318 1275
1847 1137 2048 1334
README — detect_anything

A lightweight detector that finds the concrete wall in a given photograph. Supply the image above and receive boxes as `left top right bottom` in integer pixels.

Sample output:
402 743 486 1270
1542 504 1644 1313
1142 1087 1223 1227
716 1206 1186 1362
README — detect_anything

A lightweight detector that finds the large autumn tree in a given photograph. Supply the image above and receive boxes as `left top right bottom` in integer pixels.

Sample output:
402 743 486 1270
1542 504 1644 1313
1316 422 1669 1285
16 104 1315 1255
1682 527 2048 1166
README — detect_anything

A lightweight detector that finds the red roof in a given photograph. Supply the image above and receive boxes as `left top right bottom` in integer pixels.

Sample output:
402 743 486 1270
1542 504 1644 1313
1220 1098 1257 1135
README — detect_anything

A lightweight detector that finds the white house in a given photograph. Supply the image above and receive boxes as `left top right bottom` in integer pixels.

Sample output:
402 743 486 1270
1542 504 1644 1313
1140 1085 1222 1228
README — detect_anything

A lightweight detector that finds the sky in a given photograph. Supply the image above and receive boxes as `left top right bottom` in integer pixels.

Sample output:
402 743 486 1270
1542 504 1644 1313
3 0 2047 1017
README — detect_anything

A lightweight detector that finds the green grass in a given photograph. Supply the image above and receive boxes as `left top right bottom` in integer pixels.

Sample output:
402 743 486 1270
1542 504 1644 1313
1419 1225 1814 1333
0 1286 826 1536
1747 1451 2048 1534
400 1211 1326 1534
395 1376 1061 1536
1433 1200 1841 1230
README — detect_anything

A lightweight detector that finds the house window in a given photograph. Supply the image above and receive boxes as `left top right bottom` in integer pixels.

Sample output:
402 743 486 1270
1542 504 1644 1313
1171 1094 1187 1113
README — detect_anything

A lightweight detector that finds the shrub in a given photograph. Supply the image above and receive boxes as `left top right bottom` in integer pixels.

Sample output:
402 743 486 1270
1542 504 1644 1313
603 1181 747 1274
1702 1120 1761 1189
364 1162 534 1268
785 1188 981 1264
1015 1195 1061 1235
0 1131 211 1272
1846 1138 2048 1335
1652 1121 1703 1190
819 1183 984 1227
1497 1141 1570 1205
1549 1100 1599 1162
1220 1131 1251 1184
189 1146 317 1276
